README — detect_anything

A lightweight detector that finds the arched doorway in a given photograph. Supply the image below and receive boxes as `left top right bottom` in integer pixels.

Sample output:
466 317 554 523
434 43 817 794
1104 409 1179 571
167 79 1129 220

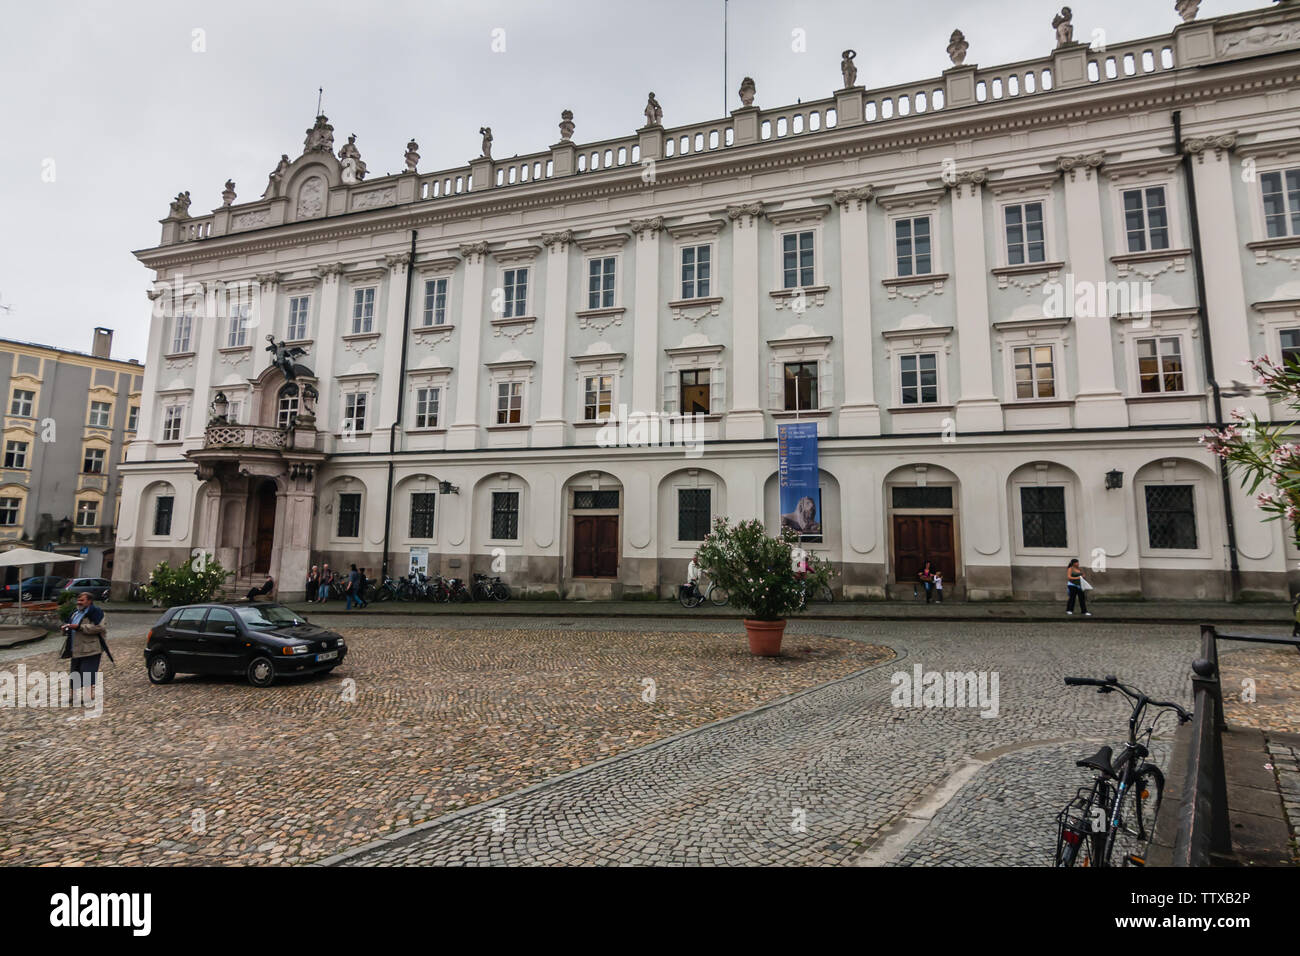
253 480 277 574
884 463 961 598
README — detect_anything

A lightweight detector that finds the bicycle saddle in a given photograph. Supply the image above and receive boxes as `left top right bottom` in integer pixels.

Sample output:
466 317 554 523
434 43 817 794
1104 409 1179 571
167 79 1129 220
1076 745 1117 779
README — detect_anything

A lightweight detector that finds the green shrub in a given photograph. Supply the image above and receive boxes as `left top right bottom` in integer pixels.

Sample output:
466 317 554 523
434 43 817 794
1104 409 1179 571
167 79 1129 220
144 553 230 608
695 518 833 621
57 591 76 623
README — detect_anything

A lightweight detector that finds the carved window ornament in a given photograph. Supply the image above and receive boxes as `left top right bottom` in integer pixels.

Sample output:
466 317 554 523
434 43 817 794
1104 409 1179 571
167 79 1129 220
831 185 874 211
726 202 765 228
1056 152 1107 182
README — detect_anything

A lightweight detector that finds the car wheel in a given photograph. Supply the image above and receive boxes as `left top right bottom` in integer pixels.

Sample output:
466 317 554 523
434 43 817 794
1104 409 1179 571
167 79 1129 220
246 656 276 687
147 654 174 684
20 591 33 602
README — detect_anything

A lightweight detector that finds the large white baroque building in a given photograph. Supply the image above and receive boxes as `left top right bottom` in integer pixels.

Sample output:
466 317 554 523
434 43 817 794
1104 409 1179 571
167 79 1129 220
116 3 1300 602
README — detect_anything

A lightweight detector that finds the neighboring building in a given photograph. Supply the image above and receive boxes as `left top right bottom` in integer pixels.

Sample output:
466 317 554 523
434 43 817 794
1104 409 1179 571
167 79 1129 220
1 328 144 581
116 3 1300 601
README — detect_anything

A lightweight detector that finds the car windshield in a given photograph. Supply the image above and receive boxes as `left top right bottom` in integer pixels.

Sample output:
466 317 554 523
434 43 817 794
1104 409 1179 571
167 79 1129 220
235 605 306 627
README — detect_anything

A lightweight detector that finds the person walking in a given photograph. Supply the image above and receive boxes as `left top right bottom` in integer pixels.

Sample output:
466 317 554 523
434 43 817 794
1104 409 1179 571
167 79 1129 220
357 568 370 608
917 561 935 603
318 564 333 603
59 592 114 705
345 564 362 611
305 565 319 604
1066 558 1091 616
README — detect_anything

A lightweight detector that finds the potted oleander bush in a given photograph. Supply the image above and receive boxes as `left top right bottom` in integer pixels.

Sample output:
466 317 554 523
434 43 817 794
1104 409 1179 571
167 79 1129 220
695 517 833 656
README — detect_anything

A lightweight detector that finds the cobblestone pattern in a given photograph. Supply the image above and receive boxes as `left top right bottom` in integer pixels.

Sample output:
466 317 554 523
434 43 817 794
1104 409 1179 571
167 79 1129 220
891 740 1173 867
0 624 886 866
1265 735 1300 865
1220 643 1300 735
335 620 1198 867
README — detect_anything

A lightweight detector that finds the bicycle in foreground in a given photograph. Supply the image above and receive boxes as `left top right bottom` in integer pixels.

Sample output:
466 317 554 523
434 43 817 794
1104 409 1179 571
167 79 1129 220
1054 675 1191 868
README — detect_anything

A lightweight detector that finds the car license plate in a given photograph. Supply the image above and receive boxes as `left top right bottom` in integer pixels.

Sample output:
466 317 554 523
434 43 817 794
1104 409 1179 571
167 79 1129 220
316 650 338 662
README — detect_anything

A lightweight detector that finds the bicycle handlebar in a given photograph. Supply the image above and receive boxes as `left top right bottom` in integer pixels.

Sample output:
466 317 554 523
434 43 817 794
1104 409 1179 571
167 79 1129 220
1064 675 1192 723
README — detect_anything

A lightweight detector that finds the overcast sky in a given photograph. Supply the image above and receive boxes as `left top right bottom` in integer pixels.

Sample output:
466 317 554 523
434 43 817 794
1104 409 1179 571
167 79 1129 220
0 0 1264 362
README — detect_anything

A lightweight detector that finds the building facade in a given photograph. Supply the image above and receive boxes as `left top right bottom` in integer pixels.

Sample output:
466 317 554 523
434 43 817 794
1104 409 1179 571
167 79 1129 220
116 3 1300 602
2 328 144 580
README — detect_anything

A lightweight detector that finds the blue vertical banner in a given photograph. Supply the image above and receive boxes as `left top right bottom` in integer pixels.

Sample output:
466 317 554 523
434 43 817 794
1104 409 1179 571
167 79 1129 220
777 421 822 541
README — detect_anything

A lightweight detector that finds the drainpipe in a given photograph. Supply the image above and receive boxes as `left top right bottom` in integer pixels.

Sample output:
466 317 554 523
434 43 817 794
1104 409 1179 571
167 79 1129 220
1173 111 1241 600
381 229 418 581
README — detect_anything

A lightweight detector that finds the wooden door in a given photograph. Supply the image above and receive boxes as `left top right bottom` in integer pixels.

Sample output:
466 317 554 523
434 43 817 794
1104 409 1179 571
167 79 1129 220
573 515 619 578
892 515 956 586
253 482 276 574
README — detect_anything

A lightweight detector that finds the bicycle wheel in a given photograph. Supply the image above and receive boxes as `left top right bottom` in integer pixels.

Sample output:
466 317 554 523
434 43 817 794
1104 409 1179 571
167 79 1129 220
707 584 729 607
679 587 704 609
817 585 834 604
1108 765 1164 865
492 583 510 602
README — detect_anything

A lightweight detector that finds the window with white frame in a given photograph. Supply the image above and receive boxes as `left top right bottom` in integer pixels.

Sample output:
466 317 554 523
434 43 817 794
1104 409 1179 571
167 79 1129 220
10 389 34 417
0 497 19 525
4 441 28 469
587 258 616 309
1136 336 1184 393
766 339 832 413
582 374 613 421
343 391 368 432
680 245 712 299
127 405 139 431
680 369 711 414
1261 167 1300 239
1122 187 1170 252
422 278 448 326
227 303 251 347
226 399 243 424
899 353 939 405
161 405 183 442
88 400 112 427
895 217 932 276
1012 345 1056 399
351 287 376 333
75 499 98 528
171 313 193 353
496 381 523 424
1004 202 1046 265
663 348 726 417
413 387 441 428
502 268 528 318
288 295 310 340
82 447 105 474
153 495 174 536
277 388 298 429
1282 328 1300 368
781 231 815 289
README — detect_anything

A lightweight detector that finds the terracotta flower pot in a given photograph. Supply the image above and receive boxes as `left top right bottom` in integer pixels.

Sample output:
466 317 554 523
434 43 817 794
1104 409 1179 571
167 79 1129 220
744 618 786 656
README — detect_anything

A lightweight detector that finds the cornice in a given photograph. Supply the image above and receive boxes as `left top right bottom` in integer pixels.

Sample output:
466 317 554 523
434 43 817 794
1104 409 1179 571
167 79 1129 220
575 232 632 252
765 203 833 226
490 243 543 264
1099 153 1179 182
988 170 1060 196
665 217 727 239
876 186 946 211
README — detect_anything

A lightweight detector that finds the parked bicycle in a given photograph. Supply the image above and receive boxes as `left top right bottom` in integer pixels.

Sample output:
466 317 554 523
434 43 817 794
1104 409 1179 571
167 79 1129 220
446 577 473 603
1054 675 1191 868
128 580 149 602
678 574 728 608
471 573 510 601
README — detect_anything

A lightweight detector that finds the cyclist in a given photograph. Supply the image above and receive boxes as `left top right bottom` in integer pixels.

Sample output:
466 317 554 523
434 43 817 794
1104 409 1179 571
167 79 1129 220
684 552 702 602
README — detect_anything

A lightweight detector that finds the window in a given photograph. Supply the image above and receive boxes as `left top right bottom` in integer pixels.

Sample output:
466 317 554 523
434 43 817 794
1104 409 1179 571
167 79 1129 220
1122 187 1170 252
1020 487 1067 548
153 496 174 536
82 447 105 474
88 401 112 427
678 488 711 541
1145 485 1197 549
587 257 616 309
783 361 818 411
0 498 19 525
202 608 238 633
899 353 939 405
226 399 243 425
573 490 620 509
343 392 368 433
422 278 448 326
1137 337 1184 393
491 491 520 540
414 387 440 428
781 231 814 289
227 304 250 347
337 493 361 538
681 369 711 415
161 405 183 442
680 245 712 299
10 389 34 417
496 381 523 424
1013 346 1055 399
583 374 613 421
1261 168 1300 239
288 296 310 340
502 268 528 318
1005 202 1045 265
4 441 27 469
1282 329 1300 368
127 405 139 431
75 499 98 528
171 313 193 353
891 486 953 509
351 287 376 334
277 389 298 429
895 217 932 276
409 492 436 538
173 606 206 629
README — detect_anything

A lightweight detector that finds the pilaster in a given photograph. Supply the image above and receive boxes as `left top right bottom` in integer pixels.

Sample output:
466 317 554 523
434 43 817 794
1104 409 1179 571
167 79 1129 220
534 230 573 446
725 202 765 439
946 172 1004 432
629 216 663 416
448 241 490 449
833 186 881 435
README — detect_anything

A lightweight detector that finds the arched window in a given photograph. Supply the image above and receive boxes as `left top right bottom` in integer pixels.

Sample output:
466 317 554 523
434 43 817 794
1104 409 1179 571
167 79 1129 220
277 386 299 429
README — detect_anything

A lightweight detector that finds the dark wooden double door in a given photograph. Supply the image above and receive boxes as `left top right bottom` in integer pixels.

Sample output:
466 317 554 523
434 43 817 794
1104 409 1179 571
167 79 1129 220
892 515 956 588
573 515 618 578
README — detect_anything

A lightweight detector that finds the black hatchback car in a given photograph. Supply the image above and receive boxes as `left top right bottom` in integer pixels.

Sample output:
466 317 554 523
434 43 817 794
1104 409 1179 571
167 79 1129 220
144 603 347 687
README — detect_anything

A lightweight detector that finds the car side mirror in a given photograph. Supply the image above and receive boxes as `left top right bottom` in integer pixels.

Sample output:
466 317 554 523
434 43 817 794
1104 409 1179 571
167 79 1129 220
223 625 239 634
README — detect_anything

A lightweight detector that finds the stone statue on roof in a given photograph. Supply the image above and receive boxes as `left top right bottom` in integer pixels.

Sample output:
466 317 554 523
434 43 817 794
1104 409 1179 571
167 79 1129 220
1053 7 1074 47
643 92 662 127
840 50 858 89
168 191 191 219
338 133 367 183
262 154 290 199
304 114 334 154
948 30 969 66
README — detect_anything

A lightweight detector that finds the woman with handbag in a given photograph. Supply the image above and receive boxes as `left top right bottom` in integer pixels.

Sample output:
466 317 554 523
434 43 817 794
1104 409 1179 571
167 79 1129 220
60 592 114 704
1065 559 1092 617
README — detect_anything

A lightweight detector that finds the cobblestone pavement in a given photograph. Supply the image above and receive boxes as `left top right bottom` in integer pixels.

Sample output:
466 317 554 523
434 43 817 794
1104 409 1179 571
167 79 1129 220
0 621 886 866
1220 641 1300 734
1264 734 1300 865
329 618 1201 866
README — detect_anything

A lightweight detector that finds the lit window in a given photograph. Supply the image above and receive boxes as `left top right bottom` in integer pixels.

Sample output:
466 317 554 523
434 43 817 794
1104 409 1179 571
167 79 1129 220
583 374 613 421
496 382 523 424
680 369 710 415
76 500 98 528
